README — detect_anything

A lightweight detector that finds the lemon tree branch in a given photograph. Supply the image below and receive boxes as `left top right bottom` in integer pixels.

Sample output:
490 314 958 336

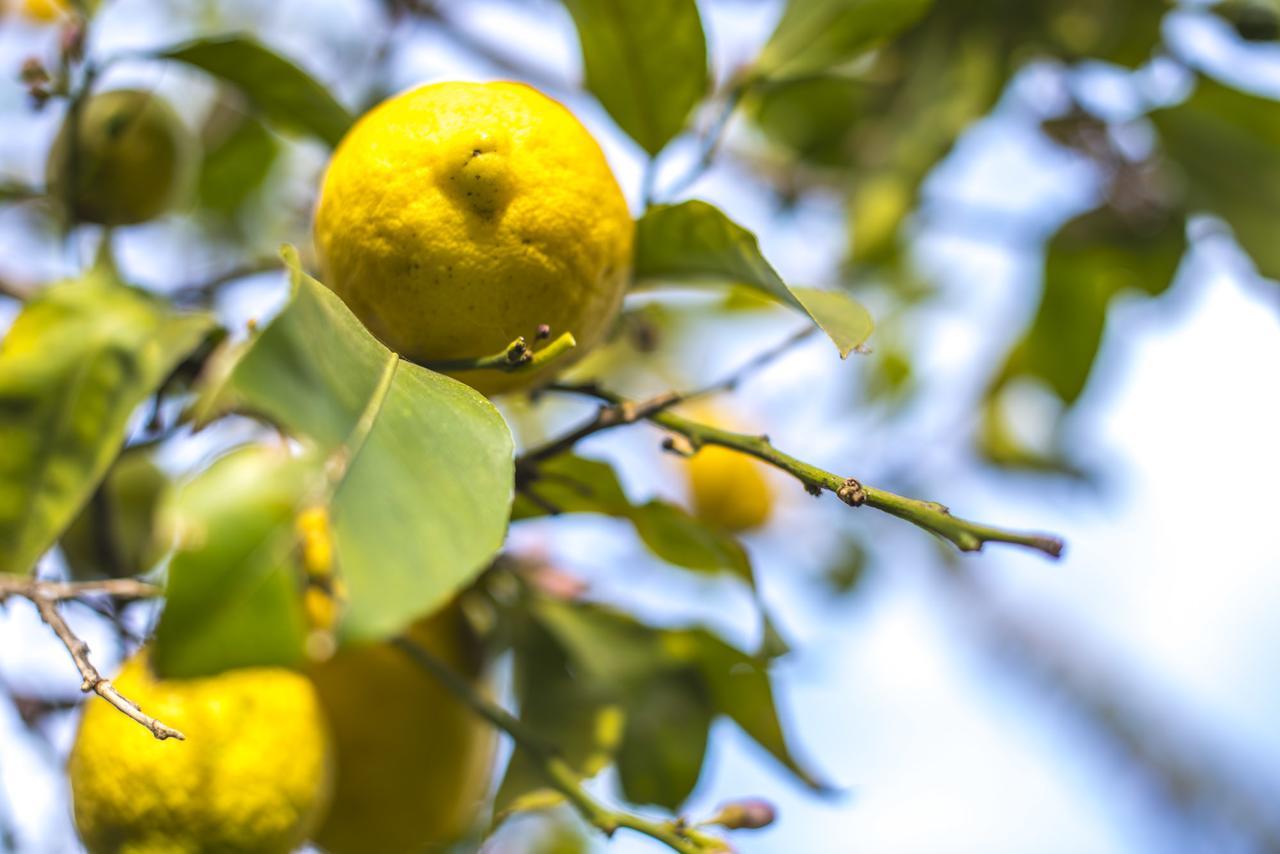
392 636 728 854
417 331 577 376
532 383 1063 558
0 577 182 740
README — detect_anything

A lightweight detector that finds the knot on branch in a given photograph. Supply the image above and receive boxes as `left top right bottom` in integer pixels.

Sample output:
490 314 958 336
836 478 867 506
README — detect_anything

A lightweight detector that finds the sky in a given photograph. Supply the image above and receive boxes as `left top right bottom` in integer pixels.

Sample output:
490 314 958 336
1 1 1278 853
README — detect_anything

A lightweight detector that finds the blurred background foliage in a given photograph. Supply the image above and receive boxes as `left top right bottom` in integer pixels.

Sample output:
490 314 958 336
1 0 1279 852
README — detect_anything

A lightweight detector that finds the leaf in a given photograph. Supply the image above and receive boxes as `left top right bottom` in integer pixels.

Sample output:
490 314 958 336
756 0 933 81
495 619 621 815
199 247 513 645
198 114 279 219
60 448 168 580
152 445 313 678
159 36 353 147
634 201 874 356
516 455 751 582
0 265 214 575
533 598 826 794
562 0 708 155
666 627 829 791
1152 78 1280 280
996 206 1187 405
616 669 712 809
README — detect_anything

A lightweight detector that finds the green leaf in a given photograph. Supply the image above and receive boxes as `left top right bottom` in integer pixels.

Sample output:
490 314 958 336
60 448 168 580
533 598 826 793
516 455 751 582
198 114 279 219
199 247 514 645
0 266 214 575
159 36 353 148
562 0 708 155
616 669 712 809
997 206 1187 405
152 445 313 678
634 201 874 356
1152 78 1280 280
496 619 621 815
757 0 933 81
666 627 828 791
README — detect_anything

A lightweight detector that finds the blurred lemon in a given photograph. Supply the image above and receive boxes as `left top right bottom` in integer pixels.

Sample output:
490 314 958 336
683 406 774 533
314 81 633 396
6 0 71 22
69 653 333 854
47 88 194 225
308 605 495 853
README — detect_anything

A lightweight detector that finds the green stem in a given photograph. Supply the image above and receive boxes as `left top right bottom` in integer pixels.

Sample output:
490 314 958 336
419 331 576 375
546 384 1064 558
391 637 725 854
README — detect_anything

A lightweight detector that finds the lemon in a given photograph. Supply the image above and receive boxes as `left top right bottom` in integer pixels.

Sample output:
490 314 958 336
47 89 193 226
6 0 70 22
684 407 774 533
314 81 633 396
308 605 495 853
68 653 333 854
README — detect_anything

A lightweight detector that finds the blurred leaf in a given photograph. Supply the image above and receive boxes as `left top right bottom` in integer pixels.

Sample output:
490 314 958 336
617 669 712 809
669 627 828 791
997 206 1187 405
0 265 213 575
757 0 933 81
532 598 826 794
981 206 1185 471
60 448 168 580
160 36 353 147
516 455 751 582
562 0 707 155
634 201 874 356
1213 0 1280 41
496 619 621 815
1152 78 1280 280
198 247 513 645
152 445 313 678
197 114 279 219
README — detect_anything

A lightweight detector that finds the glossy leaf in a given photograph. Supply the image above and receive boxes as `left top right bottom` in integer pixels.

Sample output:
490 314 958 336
757 0 933 81
1152 79 1280 280
160 36 353 147
0 266 213 575
199 247 514 644
634 201 874 356
562 0 707 155
152 445 313 678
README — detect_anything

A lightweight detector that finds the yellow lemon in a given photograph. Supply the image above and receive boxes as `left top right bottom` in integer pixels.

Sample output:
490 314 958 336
68 654 333 854
314 81 633 396
683 407 774 533
308 605 495 853
46 89 193 226
7 0 70 22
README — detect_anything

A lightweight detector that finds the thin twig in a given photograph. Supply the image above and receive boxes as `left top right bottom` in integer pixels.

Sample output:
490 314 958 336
392 636 727 854
0 577 181 740
533 383 1063 558
660 79 750 202
417 331 577 375
170 259 282 305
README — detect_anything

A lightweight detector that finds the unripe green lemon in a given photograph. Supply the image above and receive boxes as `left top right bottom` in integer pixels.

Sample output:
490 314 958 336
314 81 633 396
69 653 333 854
308 605 495 853
46 89 193 226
